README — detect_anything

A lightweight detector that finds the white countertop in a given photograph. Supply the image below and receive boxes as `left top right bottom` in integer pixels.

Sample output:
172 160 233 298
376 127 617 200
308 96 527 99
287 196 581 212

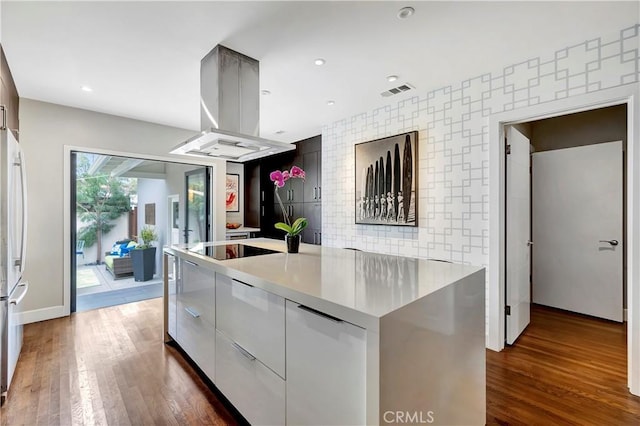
225 226 260 234
164 238 484 330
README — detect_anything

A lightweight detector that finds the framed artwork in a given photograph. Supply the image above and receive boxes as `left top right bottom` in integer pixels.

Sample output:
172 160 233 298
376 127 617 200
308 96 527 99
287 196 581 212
226 173 240 212
354 131 418 226
145 203 156 225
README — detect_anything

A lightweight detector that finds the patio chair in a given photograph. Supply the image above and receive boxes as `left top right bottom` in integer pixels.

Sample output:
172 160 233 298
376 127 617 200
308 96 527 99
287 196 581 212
76 240 85 258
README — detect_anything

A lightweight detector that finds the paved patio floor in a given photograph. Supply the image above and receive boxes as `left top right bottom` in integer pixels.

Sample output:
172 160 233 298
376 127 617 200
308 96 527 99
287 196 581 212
76 264 163 312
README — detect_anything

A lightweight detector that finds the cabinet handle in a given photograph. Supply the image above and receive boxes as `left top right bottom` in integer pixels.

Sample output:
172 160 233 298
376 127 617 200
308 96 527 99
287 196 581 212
184 306 200 318
232 341 256 361
319 232 321 245
233 279 254 288
261 190 264 202
291 189 294 200
297 304 343 323
313 187 317 200
0 105 6 130
261 206 264 216
318 186 321 200
184 260 198 267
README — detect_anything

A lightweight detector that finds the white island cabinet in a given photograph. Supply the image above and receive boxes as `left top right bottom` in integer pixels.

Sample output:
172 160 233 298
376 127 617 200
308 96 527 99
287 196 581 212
163 238 486 425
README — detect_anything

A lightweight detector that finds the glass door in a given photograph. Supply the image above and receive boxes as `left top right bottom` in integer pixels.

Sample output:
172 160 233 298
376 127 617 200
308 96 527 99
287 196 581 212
185 168 211 244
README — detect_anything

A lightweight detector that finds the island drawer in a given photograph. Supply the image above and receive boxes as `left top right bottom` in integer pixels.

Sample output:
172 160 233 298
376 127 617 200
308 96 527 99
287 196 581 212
215 330 285 426
286 300 367 426
175 259 216 380
216 273 285 378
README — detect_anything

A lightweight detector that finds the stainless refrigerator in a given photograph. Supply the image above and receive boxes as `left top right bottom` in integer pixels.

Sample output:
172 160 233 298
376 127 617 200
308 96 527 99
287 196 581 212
0 126 28 405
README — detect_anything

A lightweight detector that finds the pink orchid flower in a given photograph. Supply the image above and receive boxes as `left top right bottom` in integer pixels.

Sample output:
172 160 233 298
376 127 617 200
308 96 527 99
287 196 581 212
290 166 305 179
269 170 286 188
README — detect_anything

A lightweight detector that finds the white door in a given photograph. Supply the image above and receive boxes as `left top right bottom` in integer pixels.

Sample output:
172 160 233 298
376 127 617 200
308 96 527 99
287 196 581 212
532 141 623 322
167 194 180 246
506 126 531 344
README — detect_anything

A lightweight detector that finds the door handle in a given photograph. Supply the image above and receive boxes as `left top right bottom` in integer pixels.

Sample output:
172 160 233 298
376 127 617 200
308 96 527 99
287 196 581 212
599 240 619 246
9 282 28 305
0 105 6 130
184 306 200 318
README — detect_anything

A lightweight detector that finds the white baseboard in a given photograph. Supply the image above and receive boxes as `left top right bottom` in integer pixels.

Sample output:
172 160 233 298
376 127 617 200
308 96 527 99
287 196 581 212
18 305 67 325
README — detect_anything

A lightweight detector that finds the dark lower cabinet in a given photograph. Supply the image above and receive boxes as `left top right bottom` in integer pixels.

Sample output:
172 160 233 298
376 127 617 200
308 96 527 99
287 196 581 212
302 203 321 244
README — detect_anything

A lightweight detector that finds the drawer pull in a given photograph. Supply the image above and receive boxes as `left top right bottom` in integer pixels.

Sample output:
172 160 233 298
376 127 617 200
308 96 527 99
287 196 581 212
184 306 200 318
184 260 198 267
233 279 254 288
297 304 343 323
232 341 256 361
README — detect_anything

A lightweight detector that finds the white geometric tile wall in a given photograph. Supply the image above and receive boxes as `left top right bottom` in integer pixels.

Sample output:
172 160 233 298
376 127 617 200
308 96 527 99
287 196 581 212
322 24 639 271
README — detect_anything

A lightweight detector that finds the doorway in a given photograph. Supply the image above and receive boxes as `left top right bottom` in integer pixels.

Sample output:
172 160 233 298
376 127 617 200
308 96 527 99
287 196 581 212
70 152 212 312
505 105 627 343
487 84 640 395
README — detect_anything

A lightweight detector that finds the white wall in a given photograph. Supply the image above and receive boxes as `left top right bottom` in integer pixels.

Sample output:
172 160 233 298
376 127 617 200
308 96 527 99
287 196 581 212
19 99 199 313
226 162 244 225
137 178 167 277
322 24 639 323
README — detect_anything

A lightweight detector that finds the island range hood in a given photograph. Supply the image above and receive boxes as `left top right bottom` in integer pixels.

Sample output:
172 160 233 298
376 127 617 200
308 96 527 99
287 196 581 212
170 45 294 162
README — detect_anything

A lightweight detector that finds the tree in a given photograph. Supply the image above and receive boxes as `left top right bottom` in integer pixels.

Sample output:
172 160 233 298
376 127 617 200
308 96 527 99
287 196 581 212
76 155 132 264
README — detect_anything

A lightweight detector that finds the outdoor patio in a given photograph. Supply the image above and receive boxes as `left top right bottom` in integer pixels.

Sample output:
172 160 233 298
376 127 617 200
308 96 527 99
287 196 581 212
76 264 162 312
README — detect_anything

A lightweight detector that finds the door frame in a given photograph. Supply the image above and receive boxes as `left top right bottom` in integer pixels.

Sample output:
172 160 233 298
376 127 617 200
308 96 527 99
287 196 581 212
487 83 639 395
184 167 212 244
167 194 179 245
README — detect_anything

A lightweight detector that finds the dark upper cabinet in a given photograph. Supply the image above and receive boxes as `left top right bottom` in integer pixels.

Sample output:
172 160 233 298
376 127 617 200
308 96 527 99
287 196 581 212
0 45 19 140
303 151 319 202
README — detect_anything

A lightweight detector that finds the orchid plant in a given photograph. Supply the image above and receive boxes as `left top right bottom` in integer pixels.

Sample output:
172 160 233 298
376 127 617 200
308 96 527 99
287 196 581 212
270 166 308 237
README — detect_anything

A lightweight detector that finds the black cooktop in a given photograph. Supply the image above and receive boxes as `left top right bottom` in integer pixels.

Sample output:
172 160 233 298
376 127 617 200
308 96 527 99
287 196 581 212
189 244 281 261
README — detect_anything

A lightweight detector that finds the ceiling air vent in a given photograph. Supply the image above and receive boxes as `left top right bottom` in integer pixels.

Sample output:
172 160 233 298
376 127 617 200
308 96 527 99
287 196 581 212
381 83 415 97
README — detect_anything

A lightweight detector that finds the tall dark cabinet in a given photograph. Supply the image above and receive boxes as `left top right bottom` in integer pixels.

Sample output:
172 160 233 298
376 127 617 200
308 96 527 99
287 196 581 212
0 46 19 140
244 135 322 244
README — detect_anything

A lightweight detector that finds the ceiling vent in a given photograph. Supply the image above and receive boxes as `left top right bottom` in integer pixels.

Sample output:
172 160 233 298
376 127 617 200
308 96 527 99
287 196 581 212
381 83 415 97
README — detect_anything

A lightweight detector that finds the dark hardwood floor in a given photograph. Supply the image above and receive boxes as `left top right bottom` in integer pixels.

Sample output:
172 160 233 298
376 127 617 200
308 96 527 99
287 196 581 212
0 298 237 426
2 299 639 425
487 304 640 425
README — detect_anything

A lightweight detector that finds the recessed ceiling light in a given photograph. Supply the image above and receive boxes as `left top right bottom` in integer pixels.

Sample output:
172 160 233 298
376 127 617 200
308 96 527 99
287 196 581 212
261 90 271 95
387 75 399 82
314 58 326 66
397 6 415 19
275 130 285 135
327 100 335 106
81 85 93 92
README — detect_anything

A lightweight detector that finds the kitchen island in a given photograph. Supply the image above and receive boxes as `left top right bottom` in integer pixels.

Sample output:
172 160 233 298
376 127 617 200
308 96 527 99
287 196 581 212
163 238 485 425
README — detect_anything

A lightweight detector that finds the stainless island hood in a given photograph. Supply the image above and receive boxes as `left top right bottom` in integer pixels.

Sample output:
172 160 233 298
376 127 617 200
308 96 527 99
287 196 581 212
170 45 294 162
